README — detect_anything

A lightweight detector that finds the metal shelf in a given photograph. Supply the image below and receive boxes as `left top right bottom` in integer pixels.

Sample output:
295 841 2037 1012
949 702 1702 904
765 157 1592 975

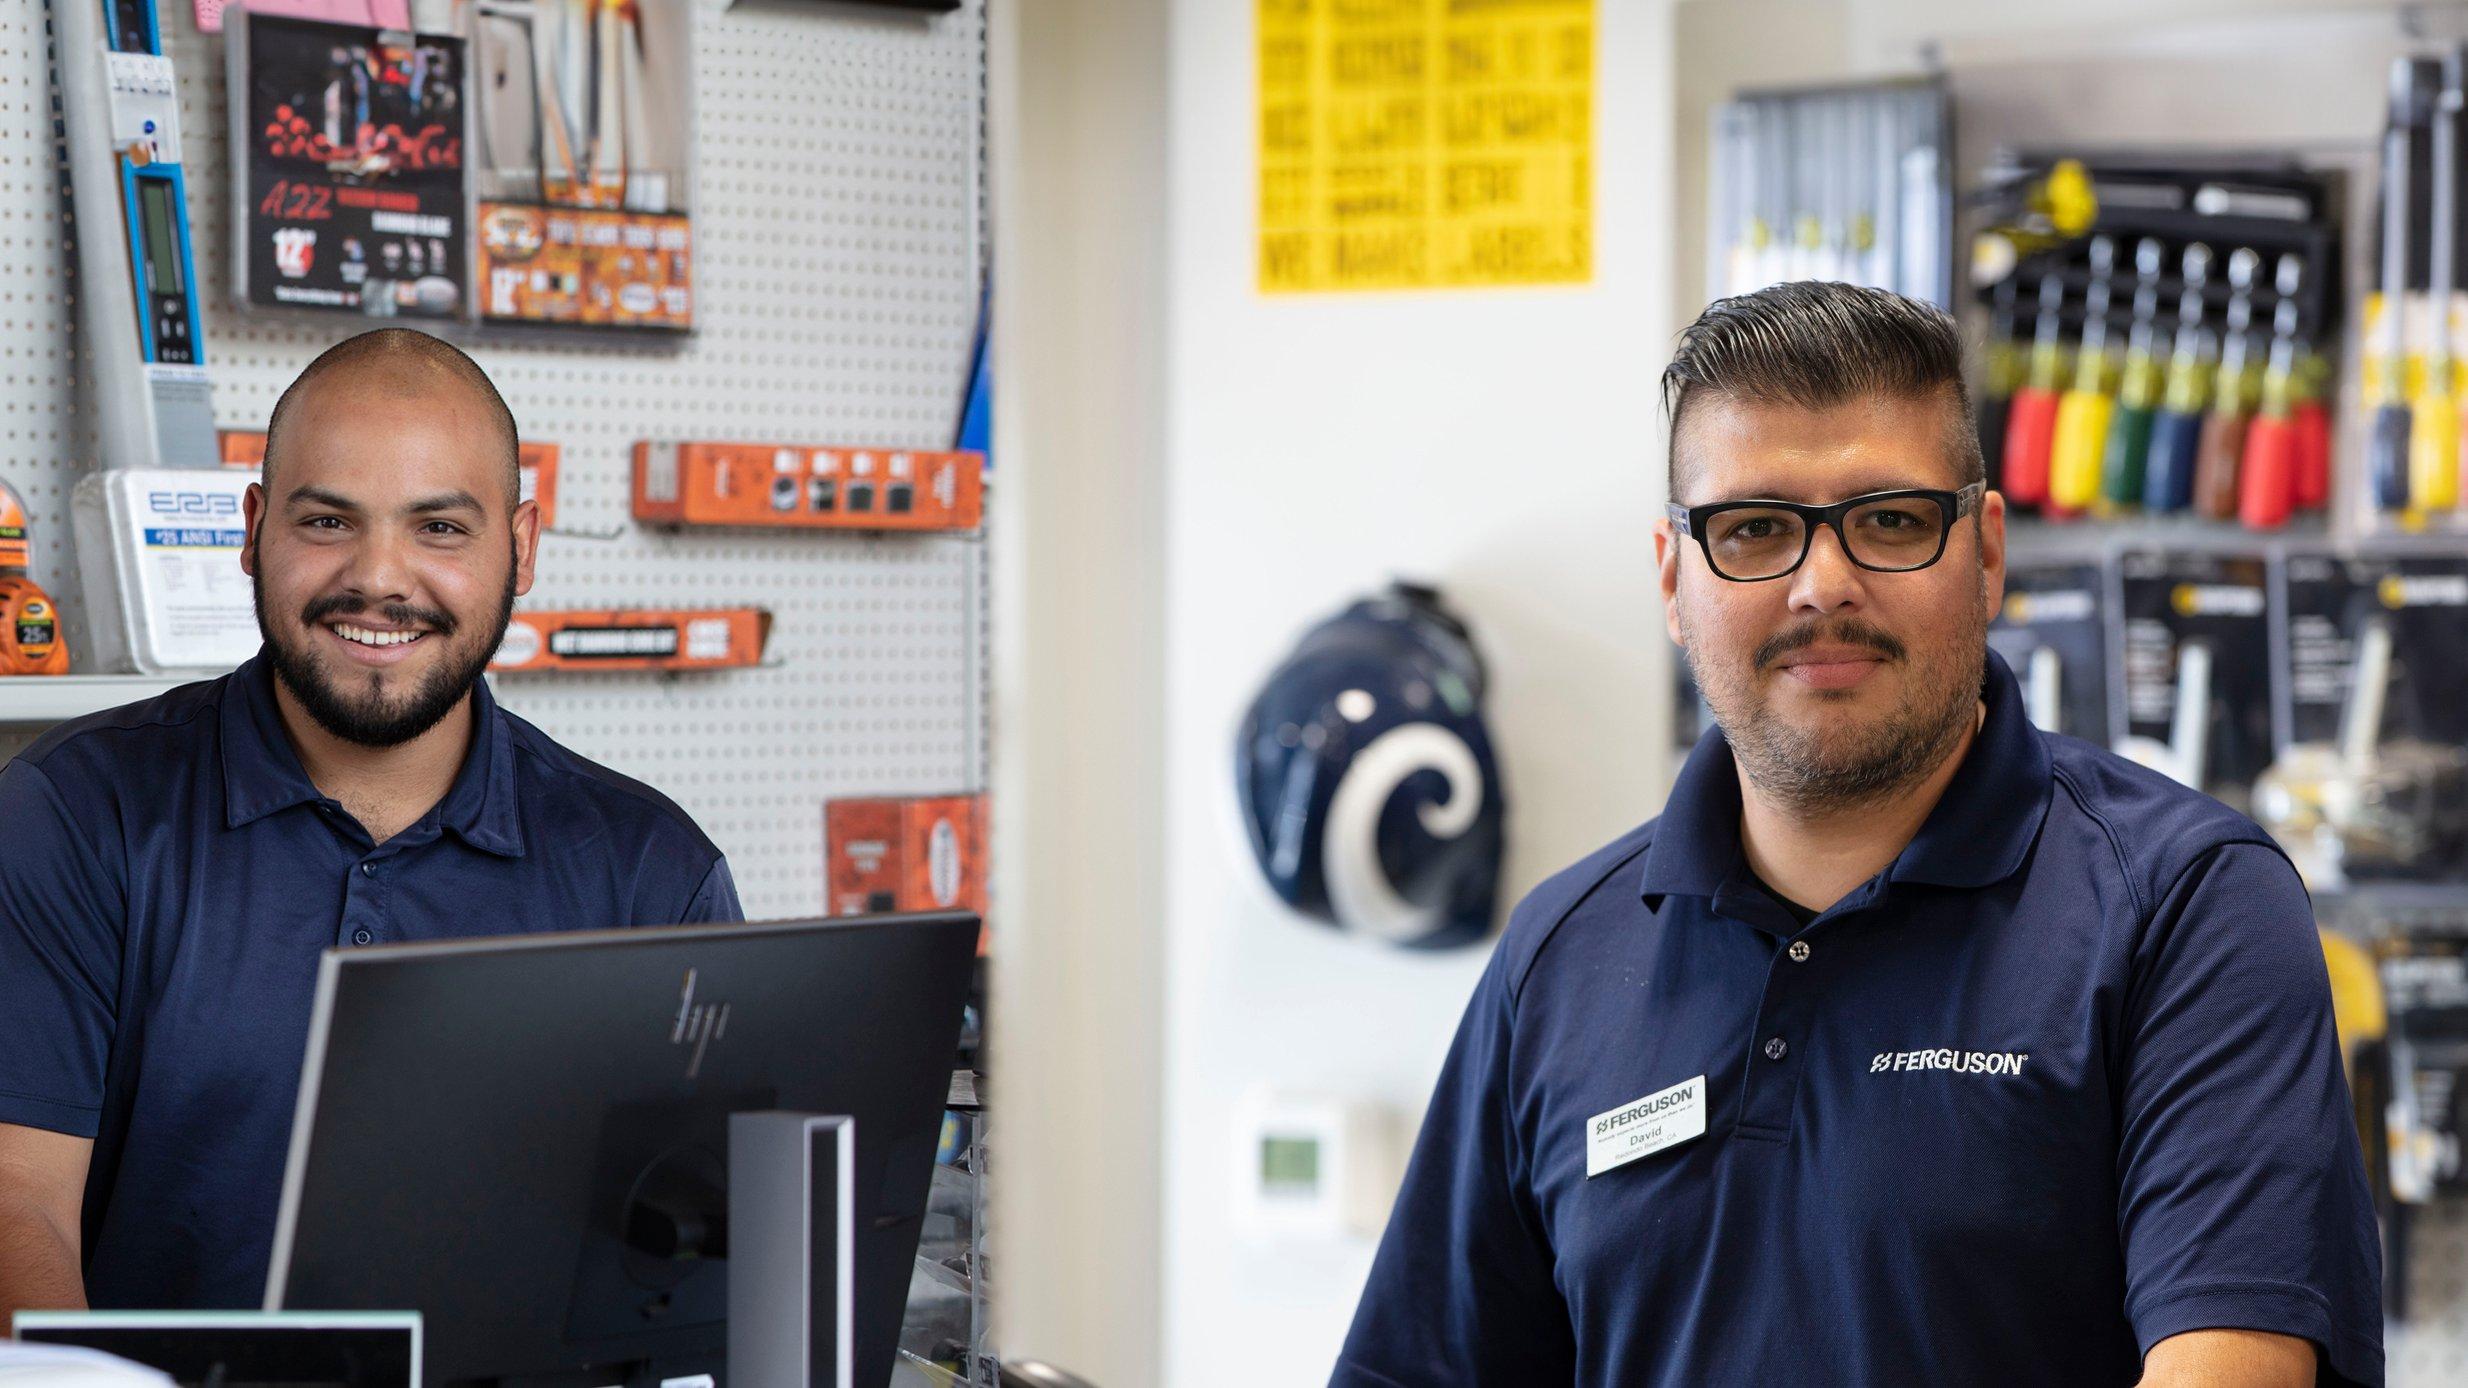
0 675 201 728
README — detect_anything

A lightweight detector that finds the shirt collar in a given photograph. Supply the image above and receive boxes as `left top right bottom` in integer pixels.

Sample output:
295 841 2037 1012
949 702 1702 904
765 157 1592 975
220 649 527 857
1640 647 2050 908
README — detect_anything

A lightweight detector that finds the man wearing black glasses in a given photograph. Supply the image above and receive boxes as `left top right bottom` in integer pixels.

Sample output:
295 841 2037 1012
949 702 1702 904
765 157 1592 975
1334 283 2379 1388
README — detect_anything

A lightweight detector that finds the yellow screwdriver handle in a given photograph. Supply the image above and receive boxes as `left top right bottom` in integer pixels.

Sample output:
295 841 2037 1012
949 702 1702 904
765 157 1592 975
2049 390 2114 511
2414 383 2463 512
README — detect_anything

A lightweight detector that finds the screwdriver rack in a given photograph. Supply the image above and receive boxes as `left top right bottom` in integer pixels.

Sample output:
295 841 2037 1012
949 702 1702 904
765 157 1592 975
1973 156 2346 532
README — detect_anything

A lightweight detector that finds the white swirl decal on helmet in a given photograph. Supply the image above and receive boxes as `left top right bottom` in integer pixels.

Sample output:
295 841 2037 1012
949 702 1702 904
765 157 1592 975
1322 723 1485 943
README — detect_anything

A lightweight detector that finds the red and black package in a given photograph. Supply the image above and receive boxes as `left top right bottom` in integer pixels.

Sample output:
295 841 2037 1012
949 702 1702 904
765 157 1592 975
236 13 467 320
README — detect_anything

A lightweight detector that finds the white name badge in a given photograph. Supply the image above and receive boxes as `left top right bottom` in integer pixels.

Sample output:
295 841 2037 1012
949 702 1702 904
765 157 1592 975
1585 1074 1707 1178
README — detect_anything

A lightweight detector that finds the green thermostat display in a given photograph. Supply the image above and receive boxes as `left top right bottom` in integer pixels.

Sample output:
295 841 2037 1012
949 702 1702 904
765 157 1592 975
1260 1135 1322 1194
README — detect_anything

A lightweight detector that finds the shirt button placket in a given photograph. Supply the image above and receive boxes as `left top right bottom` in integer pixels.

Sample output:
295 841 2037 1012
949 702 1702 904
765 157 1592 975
1741 934 1815 1134
344 857 381 947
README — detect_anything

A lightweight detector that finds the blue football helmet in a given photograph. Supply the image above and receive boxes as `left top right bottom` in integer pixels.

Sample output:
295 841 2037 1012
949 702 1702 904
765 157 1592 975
1235 582 1506 949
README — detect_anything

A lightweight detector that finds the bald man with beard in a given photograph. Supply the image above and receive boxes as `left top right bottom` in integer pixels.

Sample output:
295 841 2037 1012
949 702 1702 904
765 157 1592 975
0 330 741 1319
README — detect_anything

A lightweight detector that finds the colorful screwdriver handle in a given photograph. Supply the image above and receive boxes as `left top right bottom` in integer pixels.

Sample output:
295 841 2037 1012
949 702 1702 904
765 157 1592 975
2292 399 2331 510
2047 239 2120 517
2103 347 2164 508
2005 275 2070 511
2102 403 2156 508
2002 387 2059 507
2049 389 2112 512
2240 408 2299 530
2371 402 2415 510
2145 408 2204 512
2240 290 2303 531
2412 375 2462 512
2193 407 2250 520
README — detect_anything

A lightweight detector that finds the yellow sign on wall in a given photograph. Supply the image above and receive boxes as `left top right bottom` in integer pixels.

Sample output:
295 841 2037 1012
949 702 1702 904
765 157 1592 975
1258 0 1593 294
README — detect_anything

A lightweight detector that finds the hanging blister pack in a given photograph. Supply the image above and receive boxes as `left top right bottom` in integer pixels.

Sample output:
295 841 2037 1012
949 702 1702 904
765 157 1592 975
2113 549 2275 812
1988 562 2109 743
2259 550 2468 883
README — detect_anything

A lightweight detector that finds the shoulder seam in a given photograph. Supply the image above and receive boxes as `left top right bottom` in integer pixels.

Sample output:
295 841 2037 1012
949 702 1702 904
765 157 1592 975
21 686 219 766
2053 761 2292 928
2148 835 2290 917
8 758 94 860
1505 832 1656 1011
2049 763 2146 923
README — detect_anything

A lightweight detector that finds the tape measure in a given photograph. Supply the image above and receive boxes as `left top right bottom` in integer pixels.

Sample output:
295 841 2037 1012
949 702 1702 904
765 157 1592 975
0 479 70 675
0 576 68 675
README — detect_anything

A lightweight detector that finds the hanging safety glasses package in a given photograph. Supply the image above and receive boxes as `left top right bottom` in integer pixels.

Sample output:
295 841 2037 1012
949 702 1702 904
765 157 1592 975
1988 561 2109 744
2112 549 2275 815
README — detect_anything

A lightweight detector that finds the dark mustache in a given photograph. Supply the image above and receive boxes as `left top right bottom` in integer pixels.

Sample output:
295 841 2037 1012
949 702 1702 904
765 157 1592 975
1754 618 1904 671
302 593 458 636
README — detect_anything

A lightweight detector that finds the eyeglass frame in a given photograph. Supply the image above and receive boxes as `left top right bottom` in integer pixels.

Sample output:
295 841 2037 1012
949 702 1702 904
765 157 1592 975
1664 481 1988 583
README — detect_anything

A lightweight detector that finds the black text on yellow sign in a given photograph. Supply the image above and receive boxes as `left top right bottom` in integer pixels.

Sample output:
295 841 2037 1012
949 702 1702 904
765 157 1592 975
1258 0 1594 294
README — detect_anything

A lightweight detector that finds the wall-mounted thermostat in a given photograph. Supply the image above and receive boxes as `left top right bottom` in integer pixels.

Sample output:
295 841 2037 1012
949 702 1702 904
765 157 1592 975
1236 1093 1404 1242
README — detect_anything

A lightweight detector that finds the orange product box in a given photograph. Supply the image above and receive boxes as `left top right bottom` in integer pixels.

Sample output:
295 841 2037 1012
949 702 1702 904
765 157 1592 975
826 795 988 944
632 441 983 532
476 202 693 332
0 479 30 570
222 430 560 529
488 607 770 673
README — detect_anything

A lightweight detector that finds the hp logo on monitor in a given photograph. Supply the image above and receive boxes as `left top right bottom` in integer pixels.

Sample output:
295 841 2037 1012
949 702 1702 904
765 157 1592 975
670 968 731 1079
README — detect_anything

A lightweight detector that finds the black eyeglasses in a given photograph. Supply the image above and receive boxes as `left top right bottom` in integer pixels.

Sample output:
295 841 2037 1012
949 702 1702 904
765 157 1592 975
1666 482 1985 583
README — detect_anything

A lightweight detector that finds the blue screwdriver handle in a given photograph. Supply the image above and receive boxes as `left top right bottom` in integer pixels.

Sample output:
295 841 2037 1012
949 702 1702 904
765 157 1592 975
2144 408 2204 512
2369 402 2414 510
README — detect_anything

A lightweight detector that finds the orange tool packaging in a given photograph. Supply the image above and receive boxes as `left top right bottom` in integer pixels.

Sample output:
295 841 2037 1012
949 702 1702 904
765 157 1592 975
825 794 989 949
0 479 69 676
633 440 984 532
488 607 770 674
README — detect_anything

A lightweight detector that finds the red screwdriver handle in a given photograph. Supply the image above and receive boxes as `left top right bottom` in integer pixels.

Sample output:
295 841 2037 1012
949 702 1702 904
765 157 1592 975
2292 400 2331 511
2002 387 2059 508
2240 416 2299 529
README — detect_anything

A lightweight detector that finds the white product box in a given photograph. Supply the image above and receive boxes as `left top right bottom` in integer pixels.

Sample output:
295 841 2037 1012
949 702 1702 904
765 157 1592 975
71 468 260 674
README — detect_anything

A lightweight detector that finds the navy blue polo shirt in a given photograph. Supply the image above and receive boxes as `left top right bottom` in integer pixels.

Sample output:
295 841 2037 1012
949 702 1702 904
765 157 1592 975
0 651 741 1309
1335 650 2381 1388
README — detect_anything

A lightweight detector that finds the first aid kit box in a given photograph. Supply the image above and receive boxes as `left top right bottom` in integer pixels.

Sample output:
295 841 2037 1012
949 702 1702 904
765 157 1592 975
72 467 260 674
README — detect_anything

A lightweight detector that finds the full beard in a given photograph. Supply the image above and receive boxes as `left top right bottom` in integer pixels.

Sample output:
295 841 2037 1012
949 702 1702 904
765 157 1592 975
1682 601 1987 816
253 545 517 749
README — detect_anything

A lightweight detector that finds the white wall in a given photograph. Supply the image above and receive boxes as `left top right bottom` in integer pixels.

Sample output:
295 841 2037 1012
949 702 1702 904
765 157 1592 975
1157 3 1679 1382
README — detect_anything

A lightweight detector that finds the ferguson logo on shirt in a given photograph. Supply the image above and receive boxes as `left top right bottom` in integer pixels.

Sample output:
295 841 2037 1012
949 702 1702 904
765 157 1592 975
1870 1048 2030 1076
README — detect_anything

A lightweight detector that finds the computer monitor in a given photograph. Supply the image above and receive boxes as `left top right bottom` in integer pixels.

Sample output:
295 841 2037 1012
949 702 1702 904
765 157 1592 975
263 913 978 1388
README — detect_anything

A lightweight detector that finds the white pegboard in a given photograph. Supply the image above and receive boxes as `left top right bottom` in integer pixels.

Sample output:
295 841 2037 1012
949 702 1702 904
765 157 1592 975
2 0 989 923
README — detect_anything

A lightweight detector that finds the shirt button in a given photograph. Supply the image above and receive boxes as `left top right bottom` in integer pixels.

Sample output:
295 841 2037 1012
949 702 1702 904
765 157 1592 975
352 928 374 946
361 862 373 876
1788 940 1812 963
1764 1037 1788 1061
